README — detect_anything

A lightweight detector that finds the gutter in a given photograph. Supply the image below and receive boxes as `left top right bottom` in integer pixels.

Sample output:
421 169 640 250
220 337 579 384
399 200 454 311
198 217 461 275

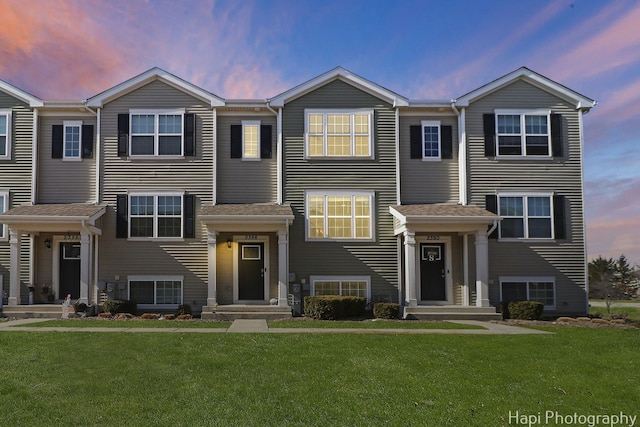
451 100 468 205
266 102 283 205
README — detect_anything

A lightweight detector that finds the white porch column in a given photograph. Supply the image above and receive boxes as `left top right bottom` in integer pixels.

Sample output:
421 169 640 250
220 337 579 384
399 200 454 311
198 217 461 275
79 231 91 304
403 230 417 307
475 230 491 307
206 230 217 307
277 231 289 307
8 229 21 306
462 233 470 306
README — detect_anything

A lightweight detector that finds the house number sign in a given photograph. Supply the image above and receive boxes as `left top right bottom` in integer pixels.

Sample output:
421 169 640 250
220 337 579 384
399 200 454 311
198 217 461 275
244 235 258 240
64 233 81 240
425 235 441 241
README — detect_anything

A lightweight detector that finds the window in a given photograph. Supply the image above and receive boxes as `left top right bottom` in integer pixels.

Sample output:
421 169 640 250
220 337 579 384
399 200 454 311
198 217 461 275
311 276 370 299
500 277 555 308
130 109 184 156
63 121 82 159
242 121 260 160
0 110 11 159
129 193 183 238
129 276 183 305
305 110 373 158
498 194 553 239
0 191 7 238
421 120 441 160
496 110 550 156
306 191 373 240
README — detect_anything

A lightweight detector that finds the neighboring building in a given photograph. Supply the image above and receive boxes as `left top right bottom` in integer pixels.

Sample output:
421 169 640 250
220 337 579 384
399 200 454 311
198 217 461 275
0 67 596 318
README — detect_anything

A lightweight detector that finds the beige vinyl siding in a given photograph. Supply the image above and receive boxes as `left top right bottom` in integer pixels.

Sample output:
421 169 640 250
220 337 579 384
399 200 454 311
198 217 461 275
283 80 398 299
0 92 34 297
37 115 96 203
399 114 459 204
465 79 587 314
98 80 214 311
216 114 277 203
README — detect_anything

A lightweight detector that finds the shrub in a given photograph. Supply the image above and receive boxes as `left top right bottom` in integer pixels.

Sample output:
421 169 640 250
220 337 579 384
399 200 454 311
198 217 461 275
304 296 366 320
176 304 192 316
504 301 544 320
373 303 400 319
103 299 137 315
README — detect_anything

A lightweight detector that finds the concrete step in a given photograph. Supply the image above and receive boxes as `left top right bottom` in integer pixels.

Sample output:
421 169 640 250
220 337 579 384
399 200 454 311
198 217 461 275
202 305 292 321
2 305 64 319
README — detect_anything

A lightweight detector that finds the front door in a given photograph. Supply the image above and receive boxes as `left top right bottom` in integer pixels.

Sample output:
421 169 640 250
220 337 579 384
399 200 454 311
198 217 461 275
420 243 446 301
59 242 81 300
238 242 265 300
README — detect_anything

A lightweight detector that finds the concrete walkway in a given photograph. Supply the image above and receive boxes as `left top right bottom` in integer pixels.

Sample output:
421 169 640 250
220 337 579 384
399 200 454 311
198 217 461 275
0 318 551 335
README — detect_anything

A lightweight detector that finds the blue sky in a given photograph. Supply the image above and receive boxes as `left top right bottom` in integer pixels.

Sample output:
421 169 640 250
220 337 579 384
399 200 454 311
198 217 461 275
1 0 639 264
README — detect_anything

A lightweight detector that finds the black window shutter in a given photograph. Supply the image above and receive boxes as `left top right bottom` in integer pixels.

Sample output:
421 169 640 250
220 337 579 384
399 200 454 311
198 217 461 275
441 125 453 159
184 113 195 156
485 194 499 239
551 113 563 157
260 125 272 159
116 194 128 238
553 195 566 239
52 125 63 158
230 124 242 158
410 125 422 159
483 114 496 157
117 114 129 156
81 125 94 158
183 194 195 238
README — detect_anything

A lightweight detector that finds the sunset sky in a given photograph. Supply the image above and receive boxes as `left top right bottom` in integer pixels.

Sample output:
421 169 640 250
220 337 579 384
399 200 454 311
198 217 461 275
1 0 638 265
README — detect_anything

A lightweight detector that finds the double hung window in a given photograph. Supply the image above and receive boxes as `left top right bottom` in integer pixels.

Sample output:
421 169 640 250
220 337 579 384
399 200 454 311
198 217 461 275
500 277 555 309
306 110 373 158
129 193 183 238
311 276 370 299
421 120 441 160
129 276 183 305
306 191 373 240
130 109 184 156
0 190 7 238
0 110 11 159
498 194 553 239
242 121 260 159
63 121 82 159
496 110 550 156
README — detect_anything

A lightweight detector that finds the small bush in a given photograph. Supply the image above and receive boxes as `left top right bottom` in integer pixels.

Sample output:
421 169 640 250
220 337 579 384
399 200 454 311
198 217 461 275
176 304 192 316
304 296 366 320
373 303 400 319
103 299 137 315
505 301 544 320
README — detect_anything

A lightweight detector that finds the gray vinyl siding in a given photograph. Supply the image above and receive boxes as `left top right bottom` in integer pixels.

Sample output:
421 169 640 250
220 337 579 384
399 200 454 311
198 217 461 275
0 91 34 296
98 80 214 311
37 115 96 203
399 114 459 204
216 114 277 203
283 80 398 299
465 79 587 314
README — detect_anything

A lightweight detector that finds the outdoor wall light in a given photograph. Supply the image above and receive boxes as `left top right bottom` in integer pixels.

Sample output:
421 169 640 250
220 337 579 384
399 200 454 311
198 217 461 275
44 238 51 249
227 239 232 249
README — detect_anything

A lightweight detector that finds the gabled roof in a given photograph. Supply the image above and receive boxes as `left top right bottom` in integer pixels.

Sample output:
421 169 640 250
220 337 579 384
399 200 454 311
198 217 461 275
269 67 409 107
455 67 596 110
0 78 43 107
86 67 225 108
0 203 106 223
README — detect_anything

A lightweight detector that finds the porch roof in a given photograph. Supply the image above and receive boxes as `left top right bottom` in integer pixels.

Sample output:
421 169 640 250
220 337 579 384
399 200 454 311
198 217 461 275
389 203 500 234
0 203 106 233
199 204 294 230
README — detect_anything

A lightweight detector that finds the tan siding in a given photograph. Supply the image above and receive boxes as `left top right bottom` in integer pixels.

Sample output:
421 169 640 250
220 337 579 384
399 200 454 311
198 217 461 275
37 115 96 203
216 115 277 203
399 115 459 203
283 80 398 299
465 80 587 313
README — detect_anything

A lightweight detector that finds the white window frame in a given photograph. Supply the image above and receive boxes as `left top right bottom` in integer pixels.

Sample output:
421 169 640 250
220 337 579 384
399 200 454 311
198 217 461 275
310 275 371 300
0 190 8 240
499 276 556 310
304 109 374 159
241 120 261 160
0 110 12 160
497 192 554 241
305 190 375 242
63 120 83 161
128 191 184 240
129 109 185 157
421 120 441 161
495 109 551 158
128 275 183 308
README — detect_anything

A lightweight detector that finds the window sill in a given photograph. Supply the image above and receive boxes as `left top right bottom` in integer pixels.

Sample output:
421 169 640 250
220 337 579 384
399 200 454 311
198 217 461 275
494 155 553 161
498 238 556 243
129 155 185 161
305 156 376 161
241 157 262 162
62 157 83 162
421 157 442 162
127 237 185 242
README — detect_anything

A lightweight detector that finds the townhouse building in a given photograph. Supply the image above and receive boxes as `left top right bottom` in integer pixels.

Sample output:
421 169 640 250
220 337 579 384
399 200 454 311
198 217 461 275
0 67 596 318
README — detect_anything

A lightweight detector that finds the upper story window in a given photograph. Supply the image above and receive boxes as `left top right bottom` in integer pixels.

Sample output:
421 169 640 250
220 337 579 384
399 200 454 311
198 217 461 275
129 192 183 239
306 191 374 241
498 193 553 239
130 109 184 156
0 190 8 239
0 110 11 160
421 120 441 160
305 109 373 158
409 121 453 160
63 121 82 160
242 121 260 160
495 109 550 157
230 122 272 160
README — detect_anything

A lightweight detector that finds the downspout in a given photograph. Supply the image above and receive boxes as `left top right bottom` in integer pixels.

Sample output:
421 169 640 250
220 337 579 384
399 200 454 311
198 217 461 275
212 107 217 205
266 102 282 205
31 108 38 204
451 101 467 205
578 107 589 314
93 107 101 204
395 107 400 205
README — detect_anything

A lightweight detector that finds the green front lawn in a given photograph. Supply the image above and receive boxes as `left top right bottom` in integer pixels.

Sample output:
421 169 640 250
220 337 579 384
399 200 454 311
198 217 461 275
589 306 640 323
15 319 231 328
268 319 485 329
0 327 637 426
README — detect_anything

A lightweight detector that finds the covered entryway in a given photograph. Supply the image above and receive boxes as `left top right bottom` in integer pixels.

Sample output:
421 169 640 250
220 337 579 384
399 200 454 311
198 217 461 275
420 242 446 301
0 204 105 306
236 240 267 301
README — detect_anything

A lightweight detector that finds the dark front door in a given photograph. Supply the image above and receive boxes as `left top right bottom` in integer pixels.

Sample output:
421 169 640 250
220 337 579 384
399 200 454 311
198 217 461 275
420 243 446 301
238 242 265 300
59 242 81 300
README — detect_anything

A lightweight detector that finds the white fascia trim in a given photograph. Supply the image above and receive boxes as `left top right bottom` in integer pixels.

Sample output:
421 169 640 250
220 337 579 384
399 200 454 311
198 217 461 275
0 79 43 107
199 215 295 225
